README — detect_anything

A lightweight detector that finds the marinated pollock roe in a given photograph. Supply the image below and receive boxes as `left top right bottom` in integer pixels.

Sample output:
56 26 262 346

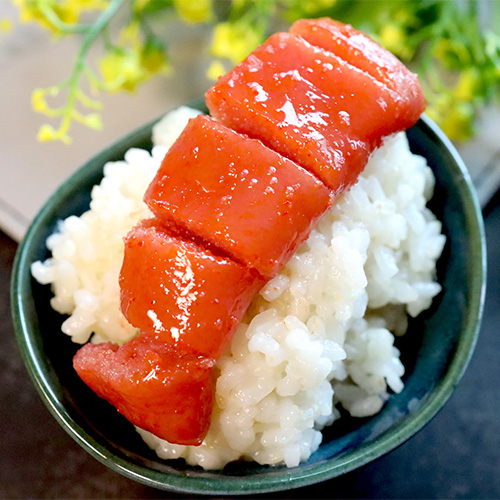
32 106 445 470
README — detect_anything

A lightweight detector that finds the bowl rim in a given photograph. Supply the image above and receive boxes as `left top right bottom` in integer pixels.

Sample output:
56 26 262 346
10 113 486 495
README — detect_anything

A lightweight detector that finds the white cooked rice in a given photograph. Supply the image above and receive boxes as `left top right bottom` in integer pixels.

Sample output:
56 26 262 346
32 107 446 470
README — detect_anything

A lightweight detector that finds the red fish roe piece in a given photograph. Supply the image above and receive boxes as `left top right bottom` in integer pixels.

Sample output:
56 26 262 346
119 219 264 359
206 32 408 193
290 17 426 126
73 335 215 445
144 115 332 279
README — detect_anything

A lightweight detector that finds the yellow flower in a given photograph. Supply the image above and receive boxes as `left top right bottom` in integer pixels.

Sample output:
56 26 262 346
14 0 74 33
100 49 144 92
174 0 213 24
100 16 169 93
0 18 13 34
31 88 49 113
141 40 169 74
100 44 168 93
13 0 108 34
441 103 474 141
133 0 150 12
211 21 261 65
119 19 141 50
206 60 227 80
76 0 109 8
77 112 103 130
426 92 474 141
379 22 412 60
452 68 480 102
76 88 102 111
37 123 72 144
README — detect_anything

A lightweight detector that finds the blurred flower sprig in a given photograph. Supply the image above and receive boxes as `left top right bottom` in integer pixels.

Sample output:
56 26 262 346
357 0 500 141
0 17 13 38
11 0 500 143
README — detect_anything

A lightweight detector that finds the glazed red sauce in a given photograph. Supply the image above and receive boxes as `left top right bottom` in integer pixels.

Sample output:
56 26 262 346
290 17 426 125
73 335 215 445
145 114 332 279
206 32 418 194
119 219 263 359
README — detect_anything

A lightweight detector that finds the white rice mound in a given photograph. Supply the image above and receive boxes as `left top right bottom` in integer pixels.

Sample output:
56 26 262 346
32 106 446 470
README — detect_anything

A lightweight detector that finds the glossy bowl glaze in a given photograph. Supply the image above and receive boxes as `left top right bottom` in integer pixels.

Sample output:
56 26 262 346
11 107 486 495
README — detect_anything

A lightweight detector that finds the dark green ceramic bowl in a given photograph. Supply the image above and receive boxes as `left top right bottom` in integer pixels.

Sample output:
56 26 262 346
11 107 486 495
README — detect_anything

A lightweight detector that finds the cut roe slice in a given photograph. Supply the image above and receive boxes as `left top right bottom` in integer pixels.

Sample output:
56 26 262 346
206 32 405 193
73 335 215 445
119 219 263 358
144 115 332 278
290 17 426 127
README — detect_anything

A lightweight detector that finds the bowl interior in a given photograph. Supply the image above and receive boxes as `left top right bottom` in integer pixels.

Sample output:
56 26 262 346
11 110 486 495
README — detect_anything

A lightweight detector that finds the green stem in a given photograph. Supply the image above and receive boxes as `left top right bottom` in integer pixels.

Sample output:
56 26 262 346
137 11 157 41
60 0 126 134
76 0 126 70
38 1 91 34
